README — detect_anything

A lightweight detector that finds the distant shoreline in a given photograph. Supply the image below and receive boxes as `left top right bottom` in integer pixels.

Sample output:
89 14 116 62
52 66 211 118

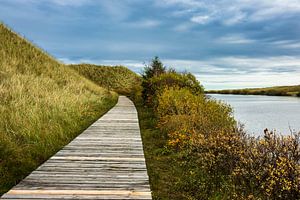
206 85 300 97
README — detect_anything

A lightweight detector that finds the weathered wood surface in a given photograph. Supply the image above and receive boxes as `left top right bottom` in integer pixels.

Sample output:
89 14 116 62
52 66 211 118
1 96 152 200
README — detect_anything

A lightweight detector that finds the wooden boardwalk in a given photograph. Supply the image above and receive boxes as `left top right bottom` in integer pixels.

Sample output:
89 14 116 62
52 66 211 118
1 96 152 200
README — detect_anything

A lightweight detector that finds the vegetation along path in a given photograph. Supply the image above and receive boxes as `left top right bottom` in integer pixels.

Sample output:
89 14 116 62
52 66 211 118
1 96 152 200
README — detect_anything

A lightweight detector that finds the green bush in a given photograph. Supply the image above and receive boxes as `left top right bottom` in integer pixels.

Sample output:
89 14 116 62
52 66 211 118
143 72 204 106
233 130 300 199
156 87 235 142
155 87 300 199
138 57 300 199
155 87 242 198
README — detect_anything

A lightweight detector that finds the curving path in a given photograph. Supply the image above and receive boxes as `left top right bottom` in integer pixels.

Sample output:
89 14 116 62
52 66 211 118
1 96 152 200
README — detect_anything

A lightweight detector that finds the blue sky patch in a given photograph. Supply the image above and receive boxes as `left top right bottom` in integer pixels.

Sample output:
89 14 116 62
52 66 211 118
1 0 300 89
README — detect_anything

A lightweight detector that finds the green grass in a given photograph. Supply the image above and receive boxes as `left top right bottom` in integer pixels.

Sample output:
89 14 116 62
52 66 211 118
0 23 119 195
207 85 300 97
70 64 141 95
136 104 184 200
137 103 224 200
136 99 235 200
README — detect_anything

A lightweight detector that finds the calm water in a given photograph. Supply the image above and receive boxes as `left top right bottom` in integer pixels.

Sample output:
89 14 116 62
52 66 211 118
210 94 300 136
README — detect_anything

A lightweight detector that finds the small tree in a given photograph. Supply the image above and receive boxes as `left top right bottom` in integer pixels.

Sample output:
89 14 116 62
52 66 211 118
142 57 166 103
142 56 166 80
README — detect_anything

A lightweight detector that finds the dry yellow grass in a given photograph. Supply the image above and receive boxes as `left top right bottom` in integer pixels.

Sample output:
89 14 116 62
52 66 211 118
0 23 118 194
71 64 141 95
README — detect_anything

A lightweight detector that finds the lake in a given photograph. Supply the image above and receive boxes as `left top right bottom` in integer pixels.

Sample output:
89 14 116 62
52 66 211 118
209 94 300 136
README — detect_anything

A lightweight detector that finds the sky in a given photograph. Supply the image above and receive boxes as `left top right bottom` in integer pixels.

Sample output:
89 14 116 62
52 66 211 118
1 0 300 90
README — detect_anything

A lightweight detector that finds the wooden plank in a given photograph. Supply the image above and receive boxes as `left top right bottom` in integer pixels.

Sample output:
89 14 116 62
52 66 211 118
50 156 146 161
6 190 151 195
1 96 152 200
3 190 152 199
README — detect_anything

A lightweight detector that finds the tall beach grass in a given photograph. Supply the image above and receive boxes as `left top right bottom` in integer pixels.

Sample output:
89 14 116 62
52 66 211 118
0 23 118 194
71 64 141 95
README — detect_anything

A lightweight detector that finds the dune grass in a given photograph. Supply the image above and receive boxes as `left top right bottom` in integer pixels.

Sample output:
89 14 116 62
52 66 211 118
70 64 141 95
0 23 118 194
207 85 300 97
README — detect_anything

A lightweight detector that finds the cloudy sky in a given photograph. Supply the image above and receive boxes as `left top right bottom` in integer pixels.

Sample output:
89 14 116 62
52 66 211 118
1 0 300 89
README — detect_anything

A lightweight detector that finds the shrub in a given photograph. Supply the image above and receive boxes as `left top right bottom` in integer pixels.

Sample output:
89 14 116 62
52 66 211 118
143 72 204 106
138 57 300 199
155 87 243 198
156 87 300 199
156 87 235 150
177 130 244 199
233 130 300 199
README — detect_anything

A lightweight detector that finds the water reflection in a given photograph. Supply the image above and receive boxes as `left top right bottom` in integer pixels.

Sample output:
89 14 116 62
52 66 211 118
210 94 300 136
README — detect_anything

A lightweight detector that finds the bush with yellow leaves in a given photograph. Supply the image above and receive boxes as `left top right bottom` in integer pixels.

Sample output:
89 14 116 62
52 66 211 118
140 58 300 199
156 87 235 150
233 130 300 199
142 72 204 106
154 87 300 199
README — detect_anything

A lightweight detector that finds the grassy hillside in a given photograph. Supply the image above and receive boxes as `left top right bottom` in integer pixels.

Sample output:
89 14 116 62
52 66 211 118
0 23 118 194
71 64 141 95
207 85 300 96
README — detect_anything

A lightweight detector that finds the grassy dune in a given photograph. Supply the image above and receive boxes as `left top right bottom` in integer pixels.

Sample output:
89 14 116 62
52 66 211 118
71 64 141 95
207 85 300 96
0 24 118 194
